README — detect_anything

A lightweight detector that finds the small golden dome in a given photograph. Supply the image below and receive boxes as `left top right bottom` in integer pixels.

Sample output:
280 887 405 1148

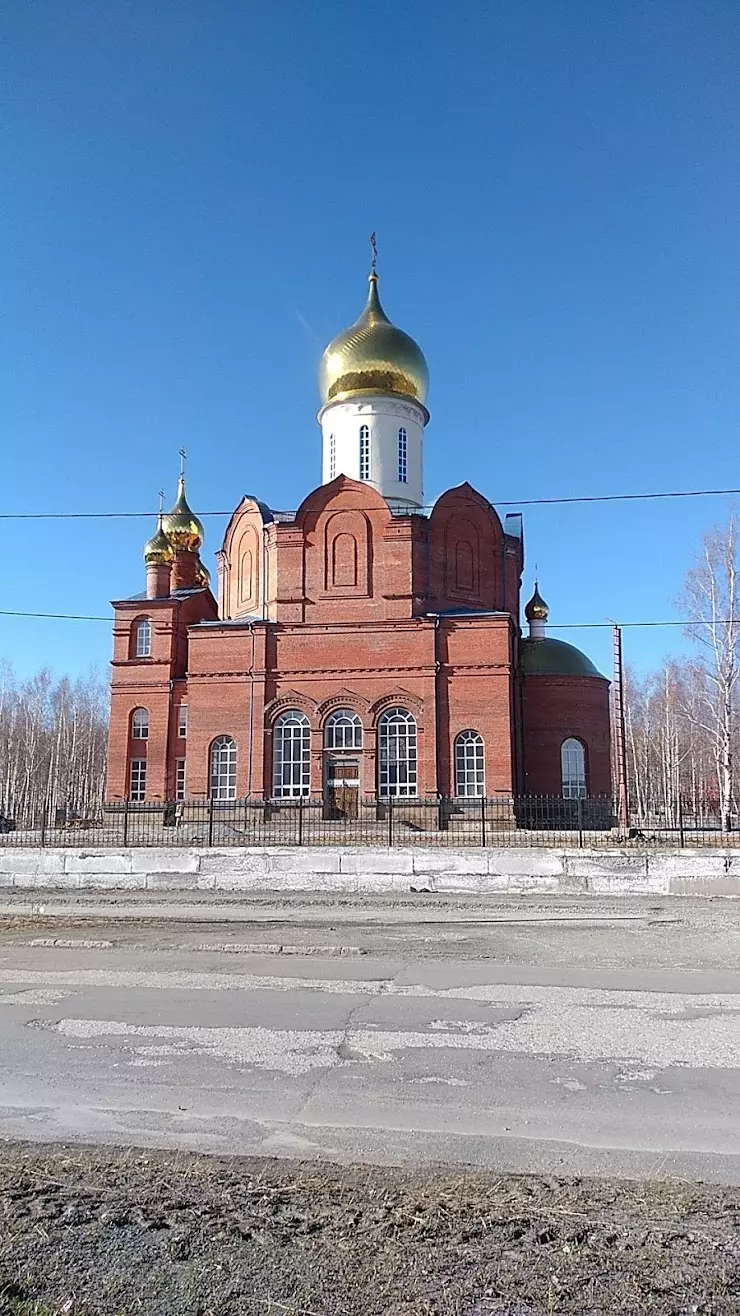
195 557 211 588
162 476 204 552
525 582 549 623
143 515 174 567
318 274 429 411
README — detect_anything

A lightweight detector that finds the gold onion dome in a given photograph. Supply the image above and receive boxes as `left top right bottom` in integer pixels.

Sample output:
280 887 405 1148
318 274 429 410
143 514 174 567
525 582 549 623
162 476 204 552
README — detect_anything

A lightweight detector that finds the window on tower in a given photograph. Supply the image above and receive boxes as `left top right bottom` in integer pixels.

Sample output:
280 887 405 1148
398 427 407 483
329 433 336 479
359 425 370 481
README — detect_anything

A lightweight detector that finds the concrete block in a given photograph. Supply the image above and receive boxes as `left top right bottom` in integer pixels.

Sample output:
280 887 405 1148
199 851 271 881
339 849 414 875
0 870 14 887
670 875 740 897
412 851 488 876
564 852 648 879
431 874 486 894
649 852 727 880
506 874 561 893
64 852 133 875
27 871 82 890
487 850 565 877
146 871 200 890
268 849 341 874
78 871 146 890
588 873 666 895
131 849 199 873
0 852 65 875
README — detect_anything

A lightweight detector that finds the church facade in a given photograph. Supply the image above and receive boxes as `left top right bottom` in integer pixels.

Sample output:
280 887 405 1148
106 266 612 813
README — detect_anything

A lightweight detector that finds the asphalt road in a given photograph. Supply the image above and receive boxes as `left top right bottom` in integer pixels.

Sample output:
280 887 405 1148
1 892 739 1183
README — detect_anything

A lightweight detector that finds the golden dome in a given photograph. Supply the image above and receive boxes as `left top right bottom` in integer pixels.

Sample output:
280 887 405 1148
162 476 204 553
195 557 211 588
524 582 549 623
318 274 429 411
143 514 174 567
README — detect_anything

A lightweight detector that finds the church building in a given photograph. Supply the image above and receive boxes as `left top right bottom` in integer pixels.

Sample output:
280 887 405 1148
106 262 612 814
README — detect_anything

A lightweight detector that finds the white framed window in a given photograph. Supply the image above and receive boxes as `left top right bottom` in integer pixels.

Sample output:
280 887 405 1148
131 708 149 740
210 736 237 801
178 704 188 738
135 618 152 658
398 427 407 483
455 730 485 797
273 710 311 798
561 738 587 799
175 758 186 801
329 433 336 479
378 707 417 798
359 425 370 481
325 708 363 751
129 759 146 802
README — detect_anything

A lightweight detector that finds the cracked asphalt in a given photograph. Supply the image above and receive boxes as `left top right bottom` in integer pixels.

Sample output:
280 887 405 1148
1 891 739 1183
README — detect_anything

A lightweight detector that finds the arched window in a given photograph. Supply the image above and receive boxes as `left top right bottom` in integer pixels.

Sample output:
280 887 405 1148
131 708 149 740
359 425 370 481
325 708 363 751
135 618 152 658
274 710 311 798
210 736 237 801
378 707 417 798
398 427 407 483
329 433 336 479
561 738 587 799
455 730 485 797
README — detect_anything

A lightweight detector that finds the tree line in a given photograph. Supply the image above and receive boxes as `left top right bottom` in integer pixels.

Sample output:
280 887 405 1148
0 665 108 825
625 515 740 830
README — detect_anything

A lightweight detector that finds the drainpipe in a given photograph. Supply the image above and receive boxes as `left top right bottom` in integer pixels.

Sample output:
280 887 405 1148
430 613 442 799
247 622 256 798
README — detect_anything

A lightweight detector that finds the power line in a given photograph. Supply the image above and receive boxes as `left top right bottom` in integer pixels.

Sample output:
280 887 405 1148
1 484 740 520
0 610 111 622
0 609 734 629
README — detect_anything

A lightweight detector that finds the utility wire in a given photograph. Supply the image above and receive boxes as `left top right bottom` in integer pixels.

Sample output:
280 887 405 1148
0 484 740 520
0 609 735 629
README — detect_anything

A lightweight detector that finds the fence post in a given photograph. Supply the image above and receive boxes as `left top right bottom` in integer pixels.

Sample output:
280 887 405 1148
298 797 304 846
40 805 46 849
208 797 215 847
388 796 393 848
678 797 685 848
479 795 485 848
577 796 584 848
123 798 129 848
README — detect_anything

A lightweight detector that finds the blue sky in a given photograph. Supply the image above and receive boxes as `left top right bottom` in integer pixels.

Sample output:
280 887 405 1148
1 0 738 681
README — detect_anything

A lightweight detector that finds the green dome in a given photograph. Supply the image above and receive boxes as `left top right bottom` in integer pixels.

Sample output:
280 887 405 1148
520 637 604 678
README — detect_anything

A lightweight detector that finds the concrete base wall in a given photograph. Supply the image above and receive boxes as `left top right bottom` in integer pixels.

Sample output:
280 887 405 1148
0 847 739 897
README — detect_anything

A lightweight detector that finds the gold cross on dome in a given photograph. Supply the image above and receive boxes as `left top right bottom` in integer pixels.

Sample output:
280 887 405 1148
370 232 378 275
179 447 186 478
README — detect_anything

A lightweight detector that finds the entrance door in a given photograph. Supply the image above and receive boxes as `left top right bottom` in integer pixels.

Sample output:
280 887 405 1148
326 760 360 819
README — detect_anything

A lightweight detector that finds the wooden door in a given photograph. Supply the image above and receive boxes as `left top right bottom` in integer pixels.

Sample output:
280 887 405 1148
326 760 360 819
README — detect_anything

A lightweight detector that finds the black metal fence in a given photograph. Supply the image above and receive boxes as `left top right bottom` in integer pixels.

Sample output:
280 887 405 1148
0 794 735 848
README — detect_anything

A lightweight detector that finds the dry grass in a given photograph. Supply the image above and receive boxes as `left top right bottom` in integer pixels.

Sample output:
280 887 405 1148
0 1144 739 1314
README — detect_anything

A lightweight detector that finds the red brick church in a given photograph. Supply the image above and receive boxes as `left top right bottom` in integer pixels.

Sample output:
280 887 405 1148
106 263 611 813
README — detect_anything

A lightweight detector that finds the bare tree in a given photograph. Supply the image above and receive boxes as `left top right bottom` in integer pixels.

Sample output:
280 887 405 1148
681 515 740 833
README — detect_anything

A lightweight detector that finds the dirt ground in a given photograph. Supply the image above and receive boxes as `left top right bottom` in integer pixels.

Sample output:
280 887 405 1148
0 1144 739 1316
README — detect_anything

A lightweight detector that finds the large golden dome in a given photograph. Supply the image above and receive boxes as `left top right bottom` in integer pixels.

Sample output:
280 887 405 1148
319 274 429 411
162 476 204 553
